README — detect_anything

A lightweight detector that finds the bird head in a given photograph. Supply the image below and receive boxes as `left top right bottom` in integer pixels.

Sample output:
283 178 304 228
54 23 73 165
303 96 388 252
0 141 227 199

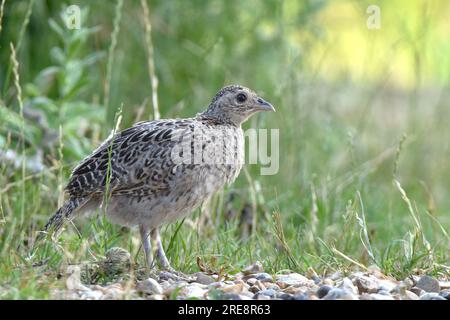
201 85 275 126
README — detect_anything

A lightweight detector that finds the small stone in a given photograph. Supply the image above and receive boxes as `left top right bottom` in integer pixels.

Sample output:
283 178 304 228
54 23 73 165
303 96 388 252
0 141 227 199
147 294 165 300
420 292 446 300
403 290 419 300
240 290 254 298
254 280 266 290
336 277 358 295
222 282 245 294
249 286 260 294
208 281 224 288
330 271 343 281
390 284 407 295
439 281 450 290
378 279 398 292
243 261 264 275
322 288 356 300
311 276 321 284
377 289 391 296
137 278 163 295
282 286 304 295
259 289 276 297
416 275 440 293
275 273 314 288
293 293 309 300
80 290 103 300
354 275 379 293
223 293 243 300
370 293 394 300
102 288 127 300
359 293 374 300
177 283 208 299
278 293 295 300
195 273 215 285
254 294 271 300
246 278 257 286
439 290 450 300
265 284 280 291
255 273 273 282
316 285 333 299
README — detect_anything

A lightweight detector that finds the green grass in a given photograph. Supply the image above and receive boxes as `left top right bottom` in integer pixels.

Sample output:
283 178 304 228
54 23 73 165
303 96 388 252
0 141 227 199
1 0 450 299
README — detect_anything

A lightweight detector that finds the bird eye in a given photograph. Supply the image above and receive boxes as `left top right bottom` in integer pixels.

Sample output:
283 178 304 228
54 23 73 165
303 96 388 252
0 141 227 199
236 93 247 103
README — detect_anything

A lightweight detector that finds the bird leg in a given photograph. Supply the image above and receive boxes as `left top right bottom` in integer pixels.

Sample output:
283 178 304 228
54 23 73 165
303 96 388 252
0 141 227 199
150 228 172 271
150 228 193 281
139 225 154 269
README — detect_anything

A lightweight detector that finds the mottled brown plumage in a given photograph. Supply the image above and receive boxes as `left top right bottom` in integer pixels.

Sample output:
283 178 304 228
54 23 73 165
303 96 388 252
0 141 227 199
43 85 275 270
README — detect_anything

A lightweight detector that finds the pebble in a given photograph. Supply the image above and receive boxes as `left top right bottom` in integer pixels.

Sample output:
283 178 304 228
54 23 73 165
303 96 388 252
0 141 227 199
275 273 314 288
330 271 343 281
80 290 103 300
336 277 358 295
322 288 356 300
255 273 273 282
208 281 224 288
278 293 295 300
439 290 450 300
137 278 163 295
221 282 245 294
377 289 391 296
177 283 208 299
403 290 419 300
259 289 277 297
249 286 260 294
316 285 333 299
293 293 309 300
416 275 440 293
377 279 398 292
282 286 304 295
439 281 450 290
265 284 280 291
52 263 450 301
354 275 379 293
420 292 446 300
254 280 266 291
195 273 215 285
243 261 263 275
369 293 395 300
222 293 243 300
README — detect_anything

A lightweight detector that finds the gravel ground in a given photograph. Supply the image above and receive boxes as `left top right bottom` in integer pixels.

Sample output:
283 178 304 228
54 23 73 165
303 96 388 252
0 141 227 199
51 247 450 300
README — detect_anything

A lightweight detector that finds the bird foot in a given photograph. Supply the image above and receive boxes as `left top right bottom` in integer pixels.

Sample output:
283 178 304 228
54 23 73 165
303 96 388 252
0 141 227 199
158 269 193 282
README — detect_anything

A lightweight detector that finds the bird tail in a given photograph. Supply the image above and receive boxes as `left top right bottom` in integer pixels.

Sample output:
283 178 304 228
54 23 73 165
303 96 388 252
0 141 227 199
37 197 86 241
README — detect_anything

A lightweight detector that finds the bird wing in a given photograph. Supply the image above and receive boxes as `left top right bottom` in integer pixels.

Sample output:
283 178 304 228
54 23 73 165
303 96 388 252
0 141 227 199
65 119 194 198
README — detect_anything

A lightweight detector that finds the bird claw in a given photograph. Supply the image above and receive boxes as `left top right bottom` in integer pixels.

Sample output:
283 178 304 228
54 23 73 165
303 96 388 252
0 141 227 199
158 269 193 282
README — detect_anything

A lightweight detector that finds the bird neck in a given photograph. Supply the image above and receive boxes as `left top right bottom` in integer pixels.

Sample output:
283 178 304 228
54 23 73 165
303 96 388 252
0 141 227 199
197 106 242 127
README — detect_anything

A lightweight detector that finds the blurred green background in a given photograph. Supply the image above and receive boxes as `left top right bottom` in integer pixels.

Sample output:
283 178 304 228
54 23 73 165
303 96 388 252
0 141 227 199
0 0 449 298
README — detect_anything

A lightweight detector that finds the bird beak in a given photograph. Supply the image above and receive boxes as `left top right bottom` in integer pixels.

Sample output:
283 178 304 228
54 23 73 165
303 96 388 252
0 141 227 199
255 97 276 112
